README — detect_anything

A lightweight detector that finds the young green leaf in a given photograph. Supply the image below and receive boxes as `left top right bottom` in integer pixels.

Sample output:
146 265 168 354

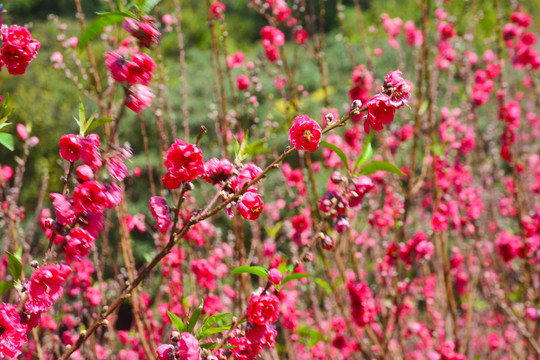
84 117 114 136
199 343 237 349
314 278 333 294
358 160 406 176
230 266 269 279
197 325 232 339
187 303 203 333
78 12 135 50
140 0 161 13
354 132 373 171
78 99 86 132
281 273 312 286
196 312 232 339
167 311 185 333
6 252 23 281
0 281 14 296
0 133 14 151
320 141 350 173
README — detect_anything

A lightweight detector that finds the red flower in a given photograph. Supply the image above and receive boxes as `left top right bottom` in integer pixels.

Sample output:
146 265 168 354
149 196 171 234
163 139 205 182
238 191 264 220
431 211 448 232
191 259 216 290
247 293 280 325
231 163 262 191
126 84 155 114
365 93 396 134
0 25 40 75
261 26 285 47
25 264 72 314
289 115 322 152
125 52 156 85
226 51 245 68
236 75 250 90
122 16 161 48
347 281 376 326
210 1 226 19
79 134 102 170
59 134 81 162
204 158 233 184
50 193 76 226
65 228 96 264
177 332 200 360
383 70 411 108
293 29 308 44
268 269 283 284
347 176 374 208
0 303 27 358
228 336 261 360
72 181 108 214
105 52 127 82
156 345 173 360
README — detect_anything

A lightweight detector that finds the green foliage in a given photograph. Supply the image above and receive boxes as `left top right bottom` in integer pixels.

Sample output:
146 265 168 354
78 12 135 50
6 251 23 282
186 302 203 333
320 141 350 173
281 273 312 286
231 266 269 280
354 132 373 171
167 310 185 332
358 160 405 176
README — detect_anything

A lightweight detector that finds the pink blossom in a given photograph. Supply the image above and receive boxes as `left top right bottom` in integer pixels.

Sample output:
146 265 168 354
238 191 264 220
247 293 280 325
365 94 396 133
26 264 72 313
126 84 155 114
289 115 322 152
177 332 199 360
0 303 27 358
210 1 226 19
65 228 96 263
149 196 171 234
163 139 205 183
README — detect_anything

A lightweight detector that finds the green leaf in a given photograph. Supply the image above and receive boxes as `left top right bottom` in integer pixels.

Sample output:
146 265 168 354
6 252 23 281
78 99 86 131
199 343 236 349
167 311 185 333
15 246 23 259
187 302 203 333
354 132 373 171
198 325 232 339
314 278 333 294
358 161 405 176
320 141 350 173
277 261 288 274
78 12 134 50
196 313 232 339
84 117 114 136
233 138 240 158
140 0 161 13
0 122 11 131
281 273 312 286
0 281 13 296
264 221 282 239
231 266 268 279
243 139 265 158
0 133 14 151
